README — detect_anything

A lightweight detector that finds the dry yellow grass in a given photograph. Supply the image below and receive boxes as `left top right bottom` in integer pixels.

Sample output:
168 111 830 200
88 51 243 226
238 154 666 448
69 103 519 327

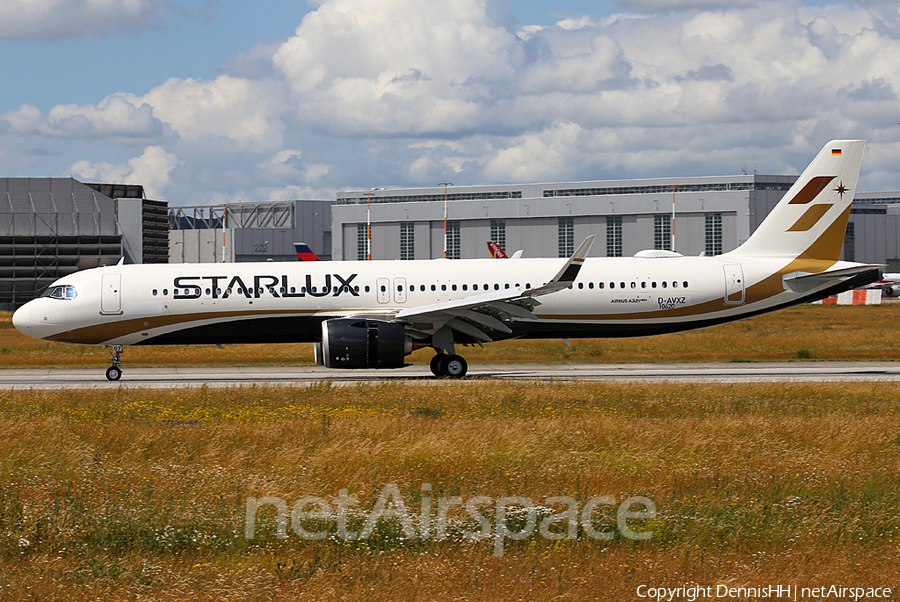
2 303 900 368
1 382 898 600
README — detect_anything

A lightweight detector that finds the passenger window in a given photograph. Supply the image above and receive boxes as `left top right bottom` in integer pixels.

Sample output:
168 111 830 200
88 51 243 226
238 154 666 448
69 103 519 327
462 284 467 291
494 284 499 290
662 282 667 288
641 282 647 288
431 285 436 291
589 282 594 289
380 285 386 292
652 282 657 288
505 283 510 289
578 283 584 289
206 288 212 295
290 287 296 294
453 284 458 291
631 282 636 289
420 285 425 292
152 289 158 296
673 282 678 289
610 282 615 289
683 281 689 288
473 284 478 291
599 282 604 289
526 283 531 289
365 286 370 293
163 289 168 296
621 282 626 288
441 285 447 291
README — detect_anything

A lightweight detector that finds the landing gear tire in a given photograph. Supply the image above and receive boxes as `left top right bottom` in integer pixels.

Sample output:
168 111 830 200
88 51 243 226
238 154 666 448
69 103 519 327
444 355 468 377
430 353 467 378
430 354 447 377
105 344 124 381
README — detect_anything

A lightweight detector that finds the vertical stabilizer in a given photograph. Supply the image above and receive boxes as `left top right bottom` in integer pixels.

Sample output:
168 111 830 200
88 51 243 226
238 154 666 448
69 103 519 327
727 140 865 261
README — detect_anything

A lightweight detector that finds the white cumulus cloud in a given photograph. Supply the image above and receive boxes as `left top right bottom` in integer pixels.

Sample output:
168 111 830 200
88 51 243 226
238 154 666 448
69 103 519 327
272 0 526 136
132 76 288 149
1 95 165 139
0 0 177 39
71 146 178 197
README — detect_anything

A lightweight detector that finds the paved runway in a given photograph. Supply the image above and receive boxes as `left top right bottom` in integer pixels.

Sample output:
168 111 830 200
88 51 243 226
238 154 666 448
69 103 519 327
1 361 898 389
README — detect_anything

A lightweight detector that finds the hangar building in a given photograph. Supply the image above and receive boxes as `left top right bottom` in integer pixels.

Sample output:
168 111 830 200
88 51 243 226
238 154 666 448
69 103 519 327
0 178 167 308
333 176 900 271
167 200 332 263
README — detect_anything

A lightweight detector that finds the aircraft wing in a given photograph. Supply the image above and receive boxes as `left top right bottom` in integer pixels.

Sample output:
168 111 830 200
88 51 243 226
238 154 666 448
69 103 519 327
393 235 595 342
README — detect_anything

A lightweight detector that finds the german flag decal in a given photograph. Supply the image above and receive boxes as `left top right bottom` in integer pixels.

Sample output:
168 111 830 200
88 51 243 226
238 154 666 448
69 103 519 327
832 149 842 156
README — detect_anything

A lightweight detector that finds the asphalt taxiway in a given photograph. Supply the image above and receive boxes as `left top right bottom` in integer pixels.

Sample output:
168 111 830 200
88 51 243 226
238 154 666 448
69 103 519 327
0 361 898 389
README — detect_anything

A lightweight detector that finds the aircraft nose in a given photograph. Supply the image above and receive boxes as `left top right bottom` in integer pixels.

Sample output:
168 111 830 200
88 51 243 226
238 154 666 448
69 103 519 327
12 304 31 335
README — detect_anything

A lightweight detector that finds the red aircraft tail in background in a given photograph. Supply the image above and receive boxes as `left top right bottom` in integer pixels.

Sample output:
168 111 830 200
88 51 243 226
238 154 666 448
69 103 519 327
487 241 508 259
294 242 320 261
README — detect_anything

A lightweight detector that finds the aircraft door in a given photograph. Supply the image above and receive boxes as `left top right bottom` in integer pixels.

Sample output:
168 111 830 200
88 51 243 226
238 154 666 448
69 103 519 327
723 264 745 305
376 277 390 304
101 273 123 314
393 277 407 304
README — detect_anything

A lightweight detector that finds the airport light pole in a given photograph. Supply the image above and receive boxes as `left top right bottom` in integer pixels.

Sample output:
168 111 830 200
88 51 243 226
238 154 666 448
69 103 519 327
221 204 227 263
364 192 374 260
439 182 453 258
670 185 677 252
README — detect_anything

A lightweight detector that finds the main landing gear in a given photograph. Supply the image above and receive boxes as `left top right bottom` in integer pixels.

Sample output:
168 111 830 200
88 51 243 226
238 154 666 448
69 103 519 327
430 353 468 378
105 345 123 381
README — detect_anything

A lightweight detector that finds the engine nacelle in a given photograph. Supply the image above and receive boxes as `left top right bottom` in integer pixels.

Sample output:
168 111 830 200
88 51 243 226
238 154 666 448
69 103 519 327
885 285 900 298
315 318 412 369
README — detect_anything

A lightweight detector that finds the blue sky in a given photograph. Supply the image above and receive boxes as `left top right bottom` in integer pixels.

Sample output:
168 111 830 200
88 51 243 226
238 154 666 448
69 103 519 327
1 0 899 205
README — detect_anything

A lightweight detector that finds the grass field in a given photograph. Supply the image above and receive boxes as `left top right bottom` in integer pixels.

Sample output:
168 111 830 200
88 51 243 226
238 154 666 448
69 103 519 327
2 303 900 368
1 304 898 600
1 381 899 600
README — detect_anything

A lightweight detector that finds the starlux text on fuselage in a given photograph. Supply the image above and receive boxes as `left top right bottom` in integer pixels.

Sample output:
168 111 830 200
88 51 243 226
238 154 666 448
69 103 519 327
172 273 359 300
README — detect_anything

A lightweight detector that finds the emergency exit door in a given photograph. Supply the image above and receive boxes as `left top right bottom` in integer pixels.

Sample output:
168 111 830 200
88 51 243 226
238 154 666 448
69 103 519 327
723 264 745 305
101 273 122 314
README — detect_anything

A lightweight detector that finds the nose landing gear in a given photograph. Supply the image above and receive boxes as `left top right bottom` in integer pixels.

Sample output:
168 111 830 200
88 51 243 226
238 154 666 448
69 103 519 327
429 353 468 378
105 345 123 381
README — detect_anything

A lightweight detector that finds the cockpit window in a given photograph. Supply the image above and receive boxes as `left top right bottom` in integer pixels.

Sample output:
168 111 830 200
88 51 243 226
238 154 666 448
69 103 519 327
40 285 77 300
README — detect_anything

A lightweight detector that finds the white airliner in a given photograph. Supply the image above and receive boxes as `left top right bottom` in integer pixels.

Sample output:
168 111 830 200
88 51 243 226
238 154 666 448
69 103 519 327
867 274 900 297
12 140 882 380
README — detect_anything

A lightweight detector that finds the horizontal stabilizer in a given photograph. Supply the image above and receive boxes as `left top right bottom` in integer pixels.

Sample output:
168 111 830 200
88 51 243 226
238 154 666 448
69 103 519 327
784 264 883 294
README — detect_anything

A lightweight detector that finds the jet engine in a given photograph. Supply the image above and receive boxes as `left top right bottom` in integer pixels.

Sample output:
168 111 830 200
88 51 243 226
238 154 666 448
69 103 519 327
315 318 413 369
884 285 900 297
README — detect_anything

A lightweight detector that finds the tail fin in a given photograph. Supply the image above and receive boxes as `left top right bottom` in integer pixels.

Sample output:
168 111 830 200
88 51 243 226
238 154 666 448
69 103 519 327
294 242 320 261
487 241 508 259
727 140 865 261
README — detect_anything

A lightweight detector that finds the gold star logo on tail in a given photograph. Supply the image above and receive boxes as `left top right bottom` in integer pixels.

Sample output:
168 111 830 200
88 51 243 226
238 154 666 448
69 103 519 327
834 181 848 199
